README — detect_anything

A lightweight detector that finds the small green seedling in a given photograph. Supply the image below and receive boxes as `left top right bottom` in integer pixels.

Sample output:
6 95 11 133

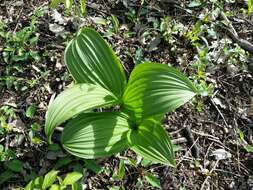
50 0 86 16
0 9 43 90
45 28 197 166
24 170 82 190
1 10 41 64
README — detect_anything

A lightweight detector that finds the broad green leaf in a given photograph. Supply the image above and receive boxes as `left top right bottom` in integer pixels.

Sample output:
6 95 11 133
24 180 34 190
7 159 23 172
128 120 175 166
42 170 59 189
141 158 153 167
33 176 43 189
123 63 197 122
45 83 118 142
144 172 161 189
26 104 36 118
64 28 126 98
62 112 130 159
63 171 82 186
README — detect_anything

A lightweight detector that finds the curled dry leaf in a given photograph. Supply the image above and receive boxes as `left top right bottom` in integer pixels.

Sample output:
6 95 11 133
210 149 232 160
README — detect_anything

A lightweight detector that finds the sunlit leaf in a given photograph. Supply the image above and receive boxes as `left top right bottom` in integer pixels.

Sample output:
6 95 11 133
249 0 253 14
65 0 73 11
64 28 126 98
123 62 197 122
42 170 59 189
24 180 34 190
63 171 82 186
49 184 61 190
62 112 130 159
145 173 161 189
26 104 36 118
80 0 86 16
128 119 175 166
45 83 118 143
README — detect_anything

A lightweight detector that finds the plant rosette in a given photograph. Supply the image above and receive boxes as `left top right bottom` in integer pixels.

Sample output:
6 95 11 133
45 28 197 166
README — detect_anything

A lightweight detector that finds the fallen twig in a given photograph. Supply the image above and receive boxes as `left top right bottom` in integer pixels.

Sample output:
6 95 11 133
182 125 200 158
176 137 200 167
220 11 253 54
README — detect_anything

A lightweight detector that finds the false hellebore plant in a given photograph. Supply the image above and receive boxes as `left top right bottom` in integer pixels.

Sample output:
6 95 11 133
45 28 197 166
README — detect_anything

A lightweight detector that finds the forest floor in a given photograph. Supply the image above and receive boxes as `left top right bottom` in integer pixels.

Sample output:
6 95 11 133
0 0 253 189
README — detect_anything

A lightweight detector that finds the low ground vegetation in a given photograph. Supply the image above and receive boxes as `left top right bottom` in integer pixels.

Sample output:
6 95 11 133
0 0 253 189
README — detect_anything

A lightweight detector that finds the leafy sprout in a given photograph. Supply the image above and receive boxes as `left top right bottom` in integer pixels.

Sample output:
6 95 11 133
45 28 197 166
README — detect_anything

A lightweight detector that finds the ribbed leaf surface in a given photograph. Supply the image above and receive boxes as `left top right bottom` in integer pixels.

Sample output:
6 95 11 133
65 28 126 98
45 84 118 142
123 63 197 121
128 120 175 166
61 112 130 159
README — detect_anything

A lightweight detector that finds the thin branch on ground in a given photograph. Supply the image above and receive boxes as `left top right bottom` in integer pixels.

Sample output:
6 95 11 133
220 11 253 54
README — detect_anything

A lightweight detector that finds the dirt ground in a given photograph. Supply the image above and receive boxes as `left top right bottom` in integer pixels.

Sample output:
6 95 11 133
0 0 253 189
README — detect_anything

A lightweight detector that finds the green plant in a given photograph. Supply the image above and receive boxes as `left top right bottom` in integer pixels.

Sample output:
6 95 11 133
23 170 82 190
248 0 253 14
0 8 43 90
0 105 16 134
45 28 197 166
144 172 161 189
1 9 42 64
112 159 125 180
160 16 185 53
237 129 253 153
50 0 86 16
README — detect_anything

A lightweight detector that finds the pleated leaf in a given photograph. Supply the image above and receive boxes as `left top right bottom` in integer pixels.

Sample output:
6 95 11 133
61 112 130 159
65 28 127 98
128 119 175 166
123 62 197 122
45 83 118 142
